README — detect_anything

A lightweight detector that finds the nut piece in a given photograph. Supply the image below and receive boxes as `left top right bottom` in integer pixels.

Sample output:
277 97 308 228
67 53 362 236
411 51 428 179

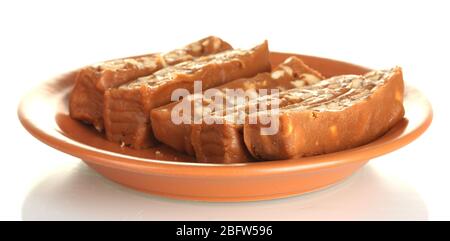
300 73 321 85
280 65 293 77
142 57 157 69
365 71 383 81
271 70 285 79
212 37 222 51
291 80 305 88
351 78 362 88
327 102 340 110
159 54 168 67
123 59 142 69
202 39 210 47
283 57 295 64
190 42 202 53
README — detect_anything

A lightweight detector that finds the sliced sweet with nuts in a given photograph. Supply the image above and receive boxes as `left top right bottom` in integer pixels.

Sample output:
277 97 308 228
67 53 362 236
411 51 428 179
104 41 270 149
244 67 405 160
151 56 324 161
69 36 232 131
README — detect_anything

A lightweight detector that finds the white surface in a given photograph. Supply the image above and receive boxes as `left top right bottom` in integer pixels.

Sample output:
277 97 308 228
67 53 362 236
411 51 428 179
1 0 449 220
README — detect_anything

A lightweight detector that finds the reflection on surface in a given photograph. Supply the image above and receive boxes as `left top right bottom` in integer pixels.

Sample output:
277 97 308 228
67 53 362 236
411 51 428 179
22 162 427 220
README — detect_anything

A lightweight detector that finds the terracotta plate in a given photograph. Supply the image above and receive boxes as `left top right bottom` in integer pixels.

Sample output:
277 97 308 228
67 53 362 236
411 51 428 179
18 52 433 202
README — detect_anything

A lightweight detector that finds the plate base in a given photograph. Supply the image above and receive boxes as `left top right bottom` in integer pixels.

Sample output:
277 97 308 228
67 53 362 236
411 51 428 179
85 159 369 202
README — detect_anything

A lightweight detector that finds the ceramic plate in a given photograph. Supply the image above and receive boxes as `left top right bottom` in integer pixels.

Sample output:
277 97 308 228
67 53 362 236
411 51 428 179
18 52 433 202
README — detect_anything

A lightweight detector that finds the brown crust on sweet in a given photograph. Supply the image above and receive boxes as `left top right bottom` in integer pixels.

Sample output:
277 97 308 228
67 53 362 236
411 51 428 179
243 67 405 160
69 36 233 131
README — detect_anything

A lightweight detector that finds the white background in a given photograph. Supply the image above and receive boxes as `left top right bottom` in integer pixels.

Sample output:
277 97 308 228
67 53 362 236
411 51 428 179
1 0 449 220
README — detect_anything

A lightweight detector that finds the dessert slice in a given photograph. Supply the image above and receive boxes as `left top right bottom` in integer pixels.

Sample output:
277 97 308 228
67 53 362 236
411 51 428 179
244 67 405 160
187 57 325 163
69 36 232 131
104 41 271 149
151 57 323 158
